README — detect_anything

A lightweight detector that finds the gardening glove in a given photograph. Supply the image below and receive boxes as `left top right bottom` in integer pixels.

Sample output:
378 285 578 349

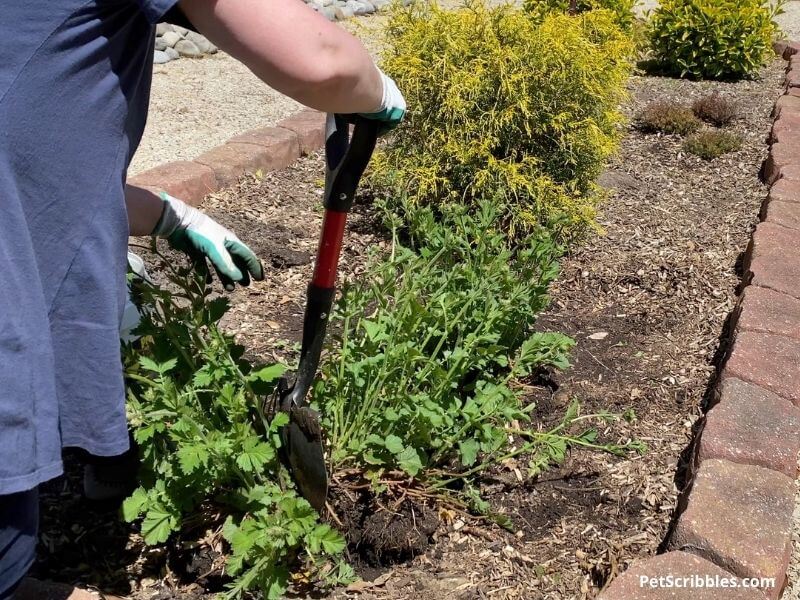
358 68 406 134
152 192 264 291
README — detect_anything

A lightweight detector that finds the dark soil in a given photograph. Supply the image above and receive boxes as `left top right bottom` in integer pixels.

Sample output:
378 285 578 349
33 59 785 599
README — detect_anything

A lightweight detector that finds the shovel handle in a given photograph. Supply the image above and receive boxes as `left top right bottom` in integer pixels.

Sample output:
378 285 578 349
285 115 379 409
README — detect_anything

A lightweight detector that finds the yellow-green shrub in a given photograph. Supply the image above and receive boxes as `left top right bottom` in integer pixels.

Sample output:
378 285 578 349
373 1 633 240
524 0 637 32
647 0 783 80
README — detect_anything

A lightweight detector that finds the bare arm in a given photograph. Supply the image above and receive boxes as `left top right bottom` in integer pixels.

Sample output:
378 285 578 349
125 184 164 236
177 0 384 114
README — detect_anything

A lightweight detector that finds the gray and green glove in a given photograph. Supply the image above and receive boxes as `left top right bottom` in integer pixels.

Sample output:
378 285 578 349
358 68 406 134
153 192 264 291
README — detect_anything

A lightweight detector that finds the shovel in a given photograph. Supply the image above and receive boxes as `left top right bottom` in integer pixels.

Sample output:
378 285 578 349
269 114 379 511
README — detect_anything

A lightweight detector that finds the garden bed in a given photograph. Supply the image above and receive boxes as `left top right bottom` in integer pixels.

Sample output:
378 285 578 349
34 58 785 599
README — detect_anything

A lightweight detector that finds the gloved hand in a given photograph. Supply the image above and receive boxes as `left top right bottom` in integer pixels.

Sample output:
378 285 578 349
152 192 264 291
358 68 406 134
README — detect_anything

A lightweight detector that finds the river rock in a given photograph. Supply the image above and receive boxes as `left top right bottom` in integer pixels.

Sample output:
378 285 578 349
161 30 182 48
174 39 203 58
153 50 172 64
185 31 218 54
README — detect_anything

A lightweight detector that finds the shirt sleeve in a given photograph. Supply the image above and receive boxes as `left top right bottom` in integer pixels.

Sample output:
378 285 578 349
133 0 180 24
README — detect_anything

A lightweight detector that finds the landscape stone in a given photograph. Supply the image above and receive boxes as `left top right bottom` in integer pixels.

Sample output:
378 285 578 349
153 50 172 65
194 143 286 187
154 37 167 52
185 31 217 54
334 6 354 19
699 377 800 477
155 22 173 36
175 39 203 58
724 329 800 406
744 222 800 303
598 551 769 599
276 110 326 155
128 161 218 206
669 459 793 599
161 30 182 48
769 177 800 203
164 47 179 61
734 285 800 341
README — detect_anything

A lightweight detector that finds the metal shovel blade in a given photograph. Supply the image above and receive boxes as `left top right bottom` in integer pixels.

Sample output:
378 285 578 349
281 403 328 511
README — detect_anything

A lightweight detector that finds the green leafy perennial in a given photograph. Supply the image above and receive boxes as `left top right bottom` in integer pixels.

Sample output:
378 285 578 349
122 257 351 599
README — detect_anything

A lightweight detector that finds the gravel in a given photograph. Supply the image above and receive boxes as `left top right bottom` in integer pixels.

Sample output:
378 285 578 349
129 52 302 174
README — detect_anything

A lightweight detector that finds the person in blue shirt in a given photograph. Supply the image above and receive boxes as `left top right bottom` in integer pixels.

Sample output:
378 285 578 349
0 1 406 598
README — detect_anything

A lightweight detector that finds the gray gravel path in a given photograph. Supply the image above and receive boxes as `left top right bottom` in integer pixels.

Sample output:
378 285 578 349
130 52 302 175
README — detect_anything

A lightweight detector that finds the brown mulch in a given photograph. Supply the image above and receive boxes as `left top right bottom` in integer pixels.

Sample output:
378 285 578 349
33 59 785 599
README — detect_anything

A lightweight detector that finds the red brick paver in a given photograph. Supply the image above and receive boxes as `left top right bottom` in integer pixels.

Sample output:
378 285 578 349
128 160 218 206
276 109 326 155
735 285 800 340
724 330 800 406
769 177 800 203
699 377 800 477
194 142 286 188
669 460 793 599
598 551 768 599
745 222 800 300
763 142 800 185
228 126 300 168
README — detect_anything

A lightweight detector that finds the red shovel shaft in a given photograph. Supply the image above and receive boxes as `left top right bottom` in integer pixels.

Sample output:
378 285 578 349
311 210 348 289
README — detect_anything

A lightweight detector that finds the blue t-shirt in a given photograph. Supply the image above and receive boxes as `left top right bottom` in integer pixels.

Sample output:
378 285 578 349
0 0 178 494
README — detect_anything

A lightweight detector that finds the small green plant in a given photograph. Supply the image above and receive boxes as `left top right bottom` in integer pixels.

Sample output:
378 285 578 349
524 0 637 31
638 100 701 135
318 201 644 493
647 0 783 80
374 1 633 241
122 250 352 599
692 92 737 126
683 129 743 159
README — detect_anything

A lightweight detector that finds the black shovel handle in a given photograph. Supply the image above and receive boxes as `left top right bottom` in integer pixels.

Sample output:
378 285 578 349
283 115 380 410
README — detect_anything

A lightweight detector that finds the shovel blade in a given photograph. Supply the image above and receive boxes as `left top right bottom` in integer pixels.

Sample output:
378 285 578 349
283 406 328 511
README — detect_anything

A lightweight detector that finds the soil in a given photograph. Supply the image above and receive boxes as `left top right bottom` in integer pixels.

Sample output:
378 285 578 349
33 59 786 599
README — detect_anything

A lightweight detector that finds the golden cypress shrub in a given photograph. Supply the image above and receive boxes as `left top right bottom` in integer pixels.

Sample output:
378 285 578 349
373 1 633 241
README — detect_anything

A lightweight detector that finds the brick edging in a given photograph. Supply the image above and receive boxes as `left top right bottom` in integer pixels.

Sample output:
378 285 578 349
128 109 326 205
599 42 800 600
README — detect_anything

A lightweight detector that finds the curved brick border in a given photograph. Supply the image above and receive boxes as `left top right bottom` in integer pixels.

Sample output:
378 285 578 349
128 109 326 205
599 42 800 600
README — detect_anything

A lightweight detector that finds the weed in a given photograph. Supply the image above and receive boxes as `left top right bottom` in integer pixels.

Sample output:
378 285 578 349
683 130 743 159
638 100 701 135
692 92 737 126
647 0 784 80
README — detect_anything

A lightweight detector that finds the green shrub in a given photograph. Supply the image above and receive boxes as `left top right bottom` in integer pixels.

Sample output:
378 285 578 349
647 0 783 80
638 100 701 134
374 1 633 241
683 129 743 159
524 0 637 31
692 92 737 126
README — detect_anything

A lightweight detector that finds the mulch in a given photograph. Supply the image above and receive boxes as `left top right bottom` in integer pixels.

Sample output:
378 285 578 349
33 58 786 599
